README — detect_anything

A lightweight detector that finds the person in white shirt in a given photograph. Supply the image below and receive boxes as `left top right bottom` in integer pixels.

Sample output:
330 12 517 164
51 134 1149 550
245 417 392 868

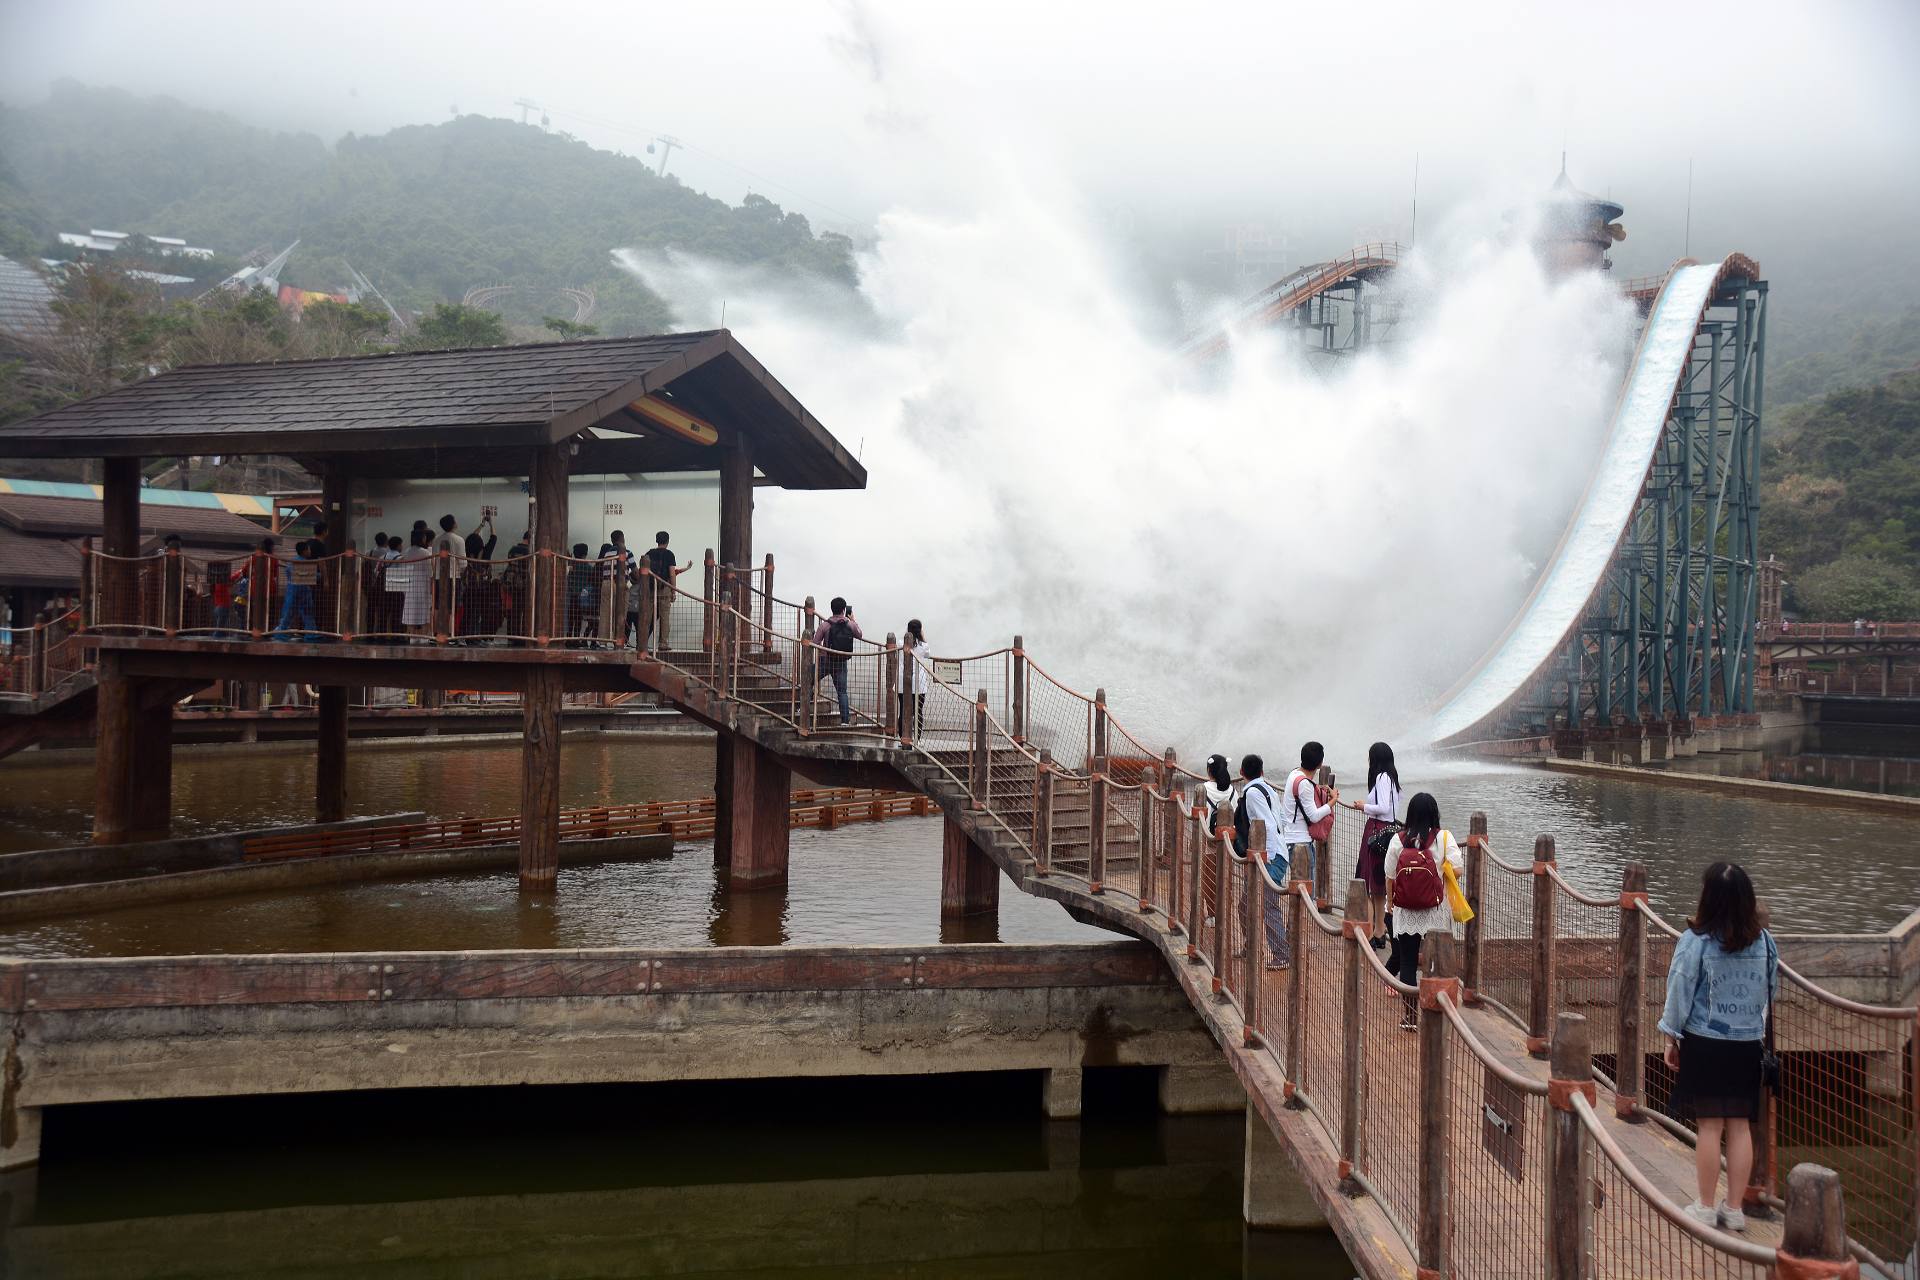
1238 754 1291 968
1385 791 1465 1028
1200 754 1236 836
1277 741 1339 894
1355 741 1403 950
899 619 930 738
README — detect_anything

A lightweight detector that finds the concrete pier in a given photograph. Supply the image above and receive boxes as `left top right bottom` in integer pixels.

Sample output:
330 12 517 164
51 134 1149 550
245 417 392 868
1243 1104 1328 1230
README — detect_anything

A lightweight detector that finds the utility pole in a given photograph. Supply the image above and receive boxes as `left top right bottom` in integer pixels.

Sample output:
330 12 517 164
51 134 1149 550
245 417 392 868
514 97 543 127
650 135 682 178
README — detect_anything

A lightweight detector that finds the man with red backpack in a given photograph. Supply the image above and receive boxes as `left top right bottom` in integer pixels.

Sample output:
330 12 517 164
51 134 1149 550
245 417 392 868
1385 791 1465 1029
1278 741 1339 895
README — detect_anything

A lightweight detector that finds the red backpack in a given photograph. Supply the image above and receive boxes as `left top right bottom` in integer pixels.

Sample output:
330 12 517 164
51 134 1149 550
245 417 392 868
1393 831 1445 911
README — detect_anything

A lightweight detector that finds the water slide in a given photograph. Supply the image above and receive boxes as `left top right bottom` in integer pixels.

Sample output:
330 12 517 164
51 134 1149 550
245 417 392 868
1426 255 1750 747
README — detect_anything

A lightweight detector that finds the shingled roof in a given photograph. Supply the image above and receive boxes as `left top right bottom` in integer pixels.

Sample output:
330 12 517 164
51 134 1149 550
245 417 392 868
0 330 865 490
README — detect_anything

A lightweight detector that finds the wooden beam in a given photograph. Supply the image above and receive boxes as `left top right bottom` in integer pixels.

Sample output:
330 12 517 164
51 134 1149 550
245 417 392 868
519 667 563 888
127 691 173 841
717 733 790 890
317 464 352 824
941 816 1001 918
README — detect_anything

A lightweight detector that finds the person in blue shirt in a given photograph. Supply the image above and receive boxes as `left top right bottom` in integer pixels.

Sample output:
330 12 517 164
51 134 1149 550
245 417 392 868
1657 861 1778 1234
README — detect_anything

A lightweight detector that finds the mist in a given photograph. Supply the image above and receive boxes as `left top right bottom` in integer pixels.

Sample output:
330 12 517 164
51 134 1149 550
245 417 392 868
620 177 1637 758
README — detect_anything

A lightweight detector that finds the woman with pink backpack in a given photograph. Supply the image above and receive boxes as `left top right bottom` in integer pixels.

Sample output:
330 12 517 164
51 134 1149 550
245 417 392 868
1385 792 1464 1029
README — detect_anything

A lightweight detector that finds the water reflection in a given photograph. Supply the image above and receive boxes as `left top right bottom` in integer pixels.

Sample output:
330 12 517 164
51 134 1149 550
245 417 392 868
1660 724 1920 797
12 1076 1357 1280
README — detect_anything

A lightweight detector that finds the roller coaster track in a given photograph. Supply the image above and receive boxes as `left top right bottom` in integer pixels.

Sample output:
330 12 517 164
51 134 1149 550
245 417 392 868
1431 253 1768 748
1182 242 1404 360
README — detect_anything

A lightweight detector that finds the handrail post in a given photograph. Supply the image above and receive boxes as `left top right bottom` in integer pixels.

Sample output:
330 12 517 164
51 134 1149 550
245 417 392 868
1208 820 1227 993
1187 805 1205 961
1528 833 1559 1057
1546 1012 1595 1280
433 551 452 643
162 546 183 636
1093 687 1108 760
1243 820 1267 1043
1463 812 1488 1005
800 596 818 731
1284 881 1307 1098
636 564 655 654
1314 766 1334 908
28 621 46 696
1089 758 1108 894
1417 932 1460 1277
1165 791 1184 936
883 631 898 738
1778 1163 1853 1278
1338 877 1369 1187
1033 751 1053 876
1011 635 1027 742
970 688 989 810
79 540 94 630
1138 779 1157 913
1614 862 1648 1119
701 548 716 656
761 552 774 635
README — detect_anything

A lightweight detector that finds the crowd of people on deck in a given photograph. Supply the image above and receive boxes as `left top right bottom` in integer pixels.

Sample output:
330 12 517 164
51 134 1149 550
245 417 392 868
1200 738 1776 1234
122 512 691 649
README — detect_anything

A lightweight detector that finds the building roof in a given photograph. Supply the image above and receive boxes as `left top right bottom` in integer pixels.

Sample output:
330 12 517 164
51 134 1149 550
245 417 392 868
0 254 56 343
0 330 866 490
0 477 273 519
0 491 266 546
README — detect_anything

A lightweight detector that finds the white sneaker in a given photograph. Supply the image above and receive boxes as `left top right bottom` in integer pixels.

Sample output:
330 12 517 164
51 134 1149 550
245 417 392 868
1683 1200 1719 1229
1718 1202 1746 1233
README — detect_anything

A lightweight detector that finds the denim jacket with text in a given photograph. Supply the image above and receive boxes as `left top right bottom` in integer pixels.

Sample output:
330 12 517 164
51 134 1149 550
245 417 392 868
1657 927 1779 1043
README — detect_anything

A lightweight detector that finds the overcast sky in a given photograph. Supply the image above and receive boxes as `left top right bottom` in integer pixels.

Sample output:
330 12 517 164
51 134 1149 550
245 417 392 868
4 0 1917 266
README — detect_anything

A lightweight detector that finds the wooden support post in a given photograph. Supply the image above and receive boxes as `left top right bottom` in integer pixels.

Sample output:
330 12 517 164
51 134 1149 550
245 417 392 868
1614 862 1648 1119
530 441 570 642
701 548 717 656
1138 777 1157 912
101 457 139 628
1089 760 1108 895
1032 751 1053 877
1093 687 1108 759
719 434 753 577
92 649 134 845
1546 1012 1594 1280
1011 635 1027 741
1242 826 1266 1042
1416 931 1461 1278
883 631 898 737
1187 805 1205 960
718 733 791 890
316 465 351 822
761 552 774 635
1529 833 1559 1057
519 667 563 888
970 689 989 809
161 548 183 635
1777 1163 1852 1277
1338 876 1369 1186
1463 811 1488 1005
127 689 172 841
1314 766 1334 907
1284 878 1307 1099
1165 790 1184 935
940 815 1000 918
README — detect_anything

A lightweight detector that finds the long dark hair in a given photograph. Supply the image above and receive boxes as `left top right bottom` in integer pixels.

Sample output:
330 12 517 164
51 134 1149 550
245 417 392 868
906 618 924 646
1689 862 1762 952
1403 792 1440 846
1367 741 1399 795
1206 754 1232 791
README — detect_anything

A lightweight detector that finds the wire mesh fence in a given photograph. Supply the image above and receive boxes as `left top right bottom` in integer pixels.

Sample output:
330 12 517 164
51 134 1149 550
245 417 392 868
1439 995 1552 1279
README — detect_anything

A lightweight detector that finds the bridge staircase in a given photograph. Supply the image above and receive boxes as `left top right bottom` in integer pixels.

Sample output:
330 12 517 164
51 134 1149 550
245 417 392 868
627 569 1914 1280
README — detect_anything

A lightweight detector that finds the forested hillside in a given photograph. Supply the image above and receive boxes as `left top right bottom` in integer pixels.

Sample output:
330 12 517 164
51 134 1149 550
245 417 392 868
0 81 856 334
1762 370 1920 619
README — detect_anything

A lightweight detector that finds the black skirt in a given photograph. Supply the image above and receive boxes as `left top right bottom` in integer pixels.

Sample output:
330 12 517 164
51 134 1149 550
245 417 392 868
1674 1033 1763 1120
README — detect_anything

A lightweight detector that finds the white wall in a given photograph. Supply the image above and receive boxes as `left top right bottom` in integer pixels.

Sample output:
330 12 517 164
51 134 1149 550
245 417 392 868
356 473 722 566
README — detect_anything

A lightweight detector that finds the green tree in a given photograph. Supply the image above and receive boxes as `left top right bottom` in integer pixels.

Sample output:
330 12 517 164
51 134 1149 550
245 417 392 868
408 302 507 349
1790 555 1920 622
541 315 599 340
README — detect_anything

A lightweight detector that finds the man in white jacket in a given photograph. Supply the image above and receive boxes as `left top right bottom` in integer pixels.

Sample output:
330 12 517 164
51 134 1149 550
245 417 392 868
1240 754 1290 969
1278 741 1339 896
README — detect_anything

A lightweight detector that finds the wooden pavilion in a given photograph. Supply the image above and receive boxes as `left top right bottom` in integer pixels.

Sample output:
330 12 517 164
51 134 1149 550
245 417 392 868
0 330 865 881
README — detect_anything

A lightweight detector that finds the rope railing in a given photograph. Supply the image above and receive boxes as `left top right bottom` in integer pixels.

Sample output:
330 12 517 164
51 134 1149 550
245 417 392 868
0 608 86 700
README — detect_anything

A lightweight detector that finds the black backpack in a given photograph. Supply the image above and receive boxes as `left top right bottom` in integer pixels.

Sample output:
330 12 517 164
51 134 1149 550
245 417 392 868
1232 779 1275 856
825 616 856 655
1367 821 1404 860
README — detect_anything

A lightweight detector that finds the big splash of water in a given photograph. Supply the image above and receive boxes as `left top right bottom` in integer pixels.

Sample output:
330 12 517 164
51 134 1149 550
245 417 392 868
617 183 1636 761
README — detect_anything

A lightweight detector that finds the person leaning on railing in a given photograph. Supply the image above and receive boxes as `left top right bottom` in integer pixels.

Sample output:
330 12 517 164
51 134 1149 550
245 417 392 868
810 598 862 726
643 531 684 650
1237 754 1291 970
1657 861 1779 1235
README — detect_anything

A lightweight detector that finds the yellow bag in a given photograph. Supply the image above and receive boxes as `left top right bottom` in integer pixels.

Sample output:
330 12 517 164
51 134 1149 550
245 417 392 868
1443 858 1474 925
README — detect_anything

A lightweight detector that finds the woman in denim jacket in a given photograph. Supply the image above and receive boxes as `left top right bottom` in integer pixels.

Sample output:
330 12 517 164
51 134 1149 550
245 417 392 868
1657 861 1779 1234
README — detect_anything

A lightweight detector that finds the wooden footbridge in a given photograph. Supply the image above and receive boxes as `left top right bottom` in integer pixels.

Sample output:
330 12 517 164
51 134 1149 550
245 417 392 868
1 332 1912 1279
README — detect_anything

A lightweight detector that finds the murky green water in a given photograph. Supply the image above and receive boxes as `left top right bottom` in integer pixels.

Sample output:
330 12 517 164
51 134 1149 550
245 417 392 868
7 1074 1359 1279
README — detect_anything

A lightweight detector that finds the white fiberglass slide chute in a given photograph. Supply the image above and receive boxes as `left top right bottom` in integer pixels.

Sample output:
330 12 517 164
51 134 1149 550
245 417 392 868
1426 260 1726 746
